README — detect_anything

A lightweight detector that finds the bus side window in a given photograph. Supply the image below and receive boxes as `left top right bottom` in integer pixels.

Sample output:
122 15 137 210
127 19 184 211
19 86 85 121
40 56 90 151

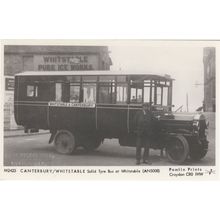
55 83 62 101
98 82 115 104
26 85 38 97
82 83 96 103
116 84 127 104
144 87 150 103
70 84 80 103
151 86 155 105
130 88 142 103
99 86 111 103
130 79 143 103
163 87 168 106
156 87 162 105
38 82 51 101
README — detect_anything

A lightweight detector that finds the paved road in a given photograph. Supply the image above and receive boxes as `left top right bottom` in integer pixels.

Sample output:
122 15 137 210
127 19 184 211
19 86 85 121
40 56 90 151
4 126 215 166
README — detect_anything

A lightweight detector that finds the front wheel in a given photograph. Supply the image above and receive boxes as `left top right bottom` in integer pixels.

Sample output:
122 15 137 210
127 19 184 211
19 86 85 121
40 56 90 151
188 138 208 161
189 148 208 161
54 130 76 154
166 135 189 164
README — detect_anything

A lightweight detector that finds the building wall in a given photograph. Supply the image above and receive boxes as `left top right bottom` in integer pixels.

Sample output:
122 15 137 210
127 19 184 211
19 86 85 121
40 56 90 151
4 54 24 76
203 47 215 112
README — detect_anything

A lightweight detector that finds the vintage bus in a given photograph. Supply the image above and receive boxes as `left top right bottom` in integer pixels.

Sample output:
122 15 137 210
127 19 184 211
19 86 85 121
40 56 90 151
14 71 209 164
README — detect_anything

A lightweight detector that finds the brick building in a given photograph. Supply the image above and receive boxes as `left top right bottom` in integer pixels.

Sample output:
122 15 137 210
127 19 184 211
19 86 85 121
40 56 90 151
4 45 112 129
203 47 215 112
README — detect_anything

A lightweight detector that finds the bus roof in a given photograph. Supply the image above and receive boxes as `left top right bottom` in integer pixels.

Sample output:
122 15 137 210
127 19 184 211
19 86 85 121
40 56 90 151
15 71 173 80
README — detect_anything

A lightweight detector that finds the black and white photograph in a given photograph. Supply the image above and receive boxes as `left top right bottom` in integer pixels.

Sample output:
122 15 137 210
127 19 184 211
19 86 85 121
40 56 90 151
1 2 220 220
1 40 218 179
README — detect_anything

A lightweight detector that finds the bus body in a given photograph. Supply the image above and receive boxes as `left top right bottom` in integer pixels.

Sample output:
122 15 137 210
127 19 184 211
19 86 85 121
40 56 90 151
14 71 209 164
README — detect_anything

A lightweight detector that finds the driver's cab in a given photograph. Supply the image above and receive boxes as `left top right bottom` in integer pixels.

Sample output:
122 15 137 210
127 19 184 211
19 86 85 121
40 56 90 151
129 75 173 115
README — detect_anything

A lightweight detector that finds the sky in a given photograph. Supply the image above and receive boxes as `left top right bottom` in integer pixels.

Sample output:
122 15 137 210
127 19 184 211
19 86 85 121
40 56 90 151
108 43 204 112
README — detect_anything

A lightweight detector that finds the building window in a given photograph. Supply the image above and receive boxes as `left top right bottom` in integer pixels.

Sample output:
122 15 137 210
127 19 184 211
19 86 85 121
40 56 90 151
23 56 34 71
27 85 38 97
70 84 80 103
55 83 62 101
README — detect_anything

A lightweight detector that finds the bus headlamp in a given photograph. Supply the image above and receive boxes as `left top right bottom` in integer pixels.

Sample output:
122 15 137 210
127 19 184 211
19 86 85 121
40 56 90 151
192 120 200 132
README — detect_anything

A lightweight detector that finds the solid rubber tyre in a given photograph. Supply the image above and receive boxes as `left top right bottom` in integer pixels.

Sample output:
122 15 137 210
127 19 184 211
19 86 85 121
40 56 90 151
54 130 76 154
189 148 208 161
166 135 189 164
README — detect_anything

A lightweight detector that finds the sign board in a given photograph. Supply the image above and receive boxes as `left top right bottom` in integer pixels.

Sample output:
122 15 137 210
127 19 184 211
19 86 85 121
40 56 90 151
5 77 14 91
34 54 99 71
48 101 95 108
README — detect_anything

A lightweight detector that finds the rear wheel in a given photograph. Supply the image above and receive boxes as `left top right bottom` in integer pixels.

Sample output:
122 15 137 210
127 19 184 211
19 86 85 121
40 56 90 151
54 130 76 154
166 135 189 164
